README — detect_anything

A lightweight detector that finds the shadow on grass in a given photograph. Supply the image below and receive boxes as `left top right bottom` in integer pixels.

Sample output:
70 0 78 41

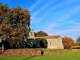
24 56 35 60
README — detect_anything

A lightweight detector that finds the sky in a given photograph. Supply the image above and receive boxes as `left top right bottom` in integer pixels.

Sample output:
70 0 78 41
0 0 80 41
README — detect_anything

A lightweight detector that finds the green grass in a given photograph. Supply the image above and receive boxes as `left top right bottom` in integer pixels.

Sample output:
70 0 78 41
42 48 59 51
0 50 80 60
42 48 64 51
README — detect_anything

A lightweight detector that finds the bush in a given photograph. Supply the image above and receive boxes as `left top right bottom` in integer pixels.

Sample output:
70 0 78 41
62 36 74 49
40 38 47 48
3 38 47 49
26 38 47 48
27 39 41 48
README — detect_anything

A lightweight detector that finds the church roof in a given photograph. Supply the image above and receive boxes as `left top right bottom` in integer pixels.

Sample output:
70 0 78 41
43 35 60 39
31 35 60 39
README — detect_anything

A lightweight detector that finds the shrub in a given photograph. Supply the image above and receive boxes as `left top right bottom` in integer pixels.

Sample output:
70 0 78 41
62 36 74 49
26 39 41 48
40 38 47 48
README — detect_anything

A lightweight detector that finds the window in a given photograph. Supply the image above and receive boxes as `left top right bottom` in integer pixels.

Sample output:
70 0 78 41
50 42 51 45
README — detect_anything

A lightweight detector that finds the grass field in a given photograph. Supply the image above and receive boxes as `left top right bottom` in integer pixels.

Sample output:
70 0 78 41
0 50 80 60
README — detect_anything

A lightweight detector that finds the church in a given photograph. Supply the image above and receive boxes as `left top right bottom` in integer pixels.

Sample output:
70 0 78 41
29 29 64 49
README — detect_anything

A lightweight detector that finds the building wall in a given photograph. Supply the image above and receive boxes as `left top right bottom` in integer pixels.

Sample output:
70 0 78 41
57 37 64 49
47 37 64 49
29 29 35 38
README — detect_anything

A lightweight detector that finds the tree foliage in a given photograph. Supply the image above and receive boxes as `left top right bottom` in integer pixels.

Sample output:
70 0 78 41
35 31 48 37
23 38 47 48
62 36 74 49
9 38 47 48
40 38 47 48
0 3 30 48
76 36 80 45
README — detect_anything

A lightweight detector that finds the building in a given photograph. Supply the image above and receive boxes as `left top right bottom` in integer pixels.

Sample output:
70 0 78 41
29 29 64 49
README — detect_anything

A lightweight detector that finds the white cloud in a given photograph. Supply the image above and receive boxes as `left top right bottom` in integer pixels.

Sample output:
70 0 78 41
43 23 57 32
43 25 80 40
52 5 80 22
31 13 49 24
55 27 80 35
45 0 78 14
69 22 80 26
31 0 57 19
29 0 42 11
31 0 80 24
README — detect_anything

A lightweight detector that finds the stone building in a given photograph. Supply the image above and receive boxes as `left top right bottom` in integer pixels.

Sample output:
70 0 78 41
29 29 64 49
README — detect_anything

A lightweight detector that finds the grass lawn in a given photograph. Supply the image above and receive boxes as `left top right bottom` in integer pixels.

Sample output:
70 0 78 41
0 50 80 60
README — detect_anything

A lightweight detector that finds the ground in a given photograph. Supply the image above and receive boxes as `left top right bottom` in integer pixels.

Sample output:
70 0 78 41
0 49 80 60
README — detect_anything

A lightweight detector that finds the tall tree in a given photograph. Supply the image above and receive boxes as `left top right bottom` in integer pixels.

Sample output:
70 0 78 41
0 3 30 48
35 31 48 37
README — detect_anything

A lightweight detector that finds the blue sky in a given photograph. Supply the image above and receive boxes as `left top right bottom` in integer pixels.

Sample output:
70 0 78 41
0 0 80 41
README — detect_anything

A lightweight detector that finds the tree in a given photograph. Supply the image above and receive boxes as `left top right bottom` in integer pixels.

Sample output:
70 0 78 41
0 3 30 48
76 36 80 45
62 36 74 49
35 31 48 37
40 38 47 48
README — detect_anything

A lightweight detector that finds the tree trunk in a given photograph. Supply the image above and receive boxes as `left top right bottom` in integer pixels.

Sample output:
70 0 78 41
2 42 4 53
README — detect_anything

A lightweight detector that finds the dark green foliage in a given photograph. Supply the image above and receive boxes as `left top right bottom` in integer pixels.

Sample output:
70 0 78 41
41 38 47 48
27 39 35 48
5 38 47 48
26 38 47 48
26 39 41 48
35 38 47 48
